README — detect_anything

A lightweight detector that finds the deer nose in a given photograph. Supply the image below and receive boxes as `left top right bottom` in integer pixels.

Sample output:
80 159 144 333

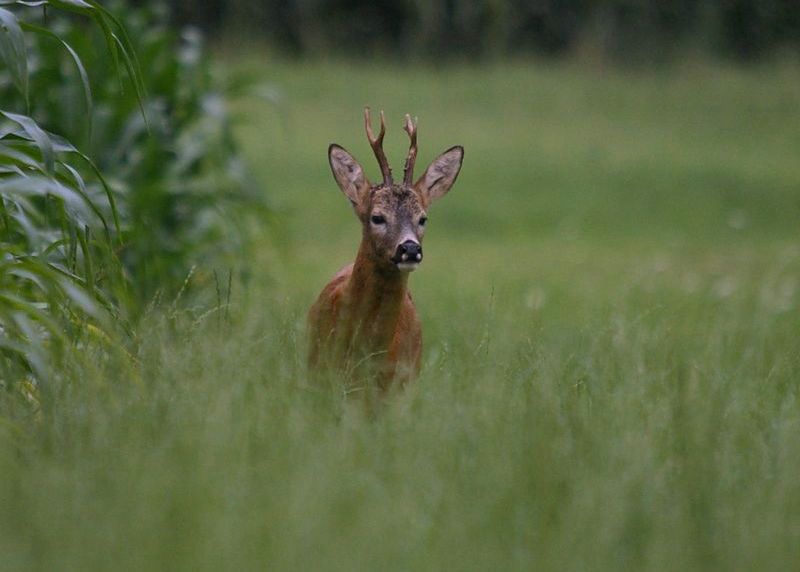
396 240 423 263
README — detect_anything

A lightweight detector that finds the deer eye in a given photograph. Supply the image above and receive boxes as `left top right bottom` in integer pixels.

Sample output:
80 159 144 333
419 216 428 226
370 214 386 225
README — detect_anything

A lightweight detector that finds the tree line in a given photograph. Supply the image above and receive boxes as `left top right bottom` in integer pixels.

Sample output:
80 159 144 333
157 0 800 62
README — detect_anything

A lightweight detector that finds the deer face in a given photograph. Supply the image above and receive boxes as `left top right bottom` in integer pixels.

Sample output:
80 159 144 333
365 185 427 272
329 109 463 273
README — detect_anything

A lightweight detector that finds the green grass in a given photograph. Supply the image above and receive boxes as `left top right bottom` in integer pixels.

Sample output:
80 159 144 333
2 57 800 570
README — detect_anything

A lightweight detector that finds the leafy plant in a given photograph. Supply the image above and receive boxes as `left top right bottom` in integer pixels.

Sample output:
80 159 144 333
0 1 267 395
0 1 142 389
19 2 269 305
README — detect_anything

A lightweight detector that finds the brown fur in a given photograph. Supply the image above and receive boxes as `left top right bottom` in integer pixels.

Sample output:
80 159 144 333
308 111 463 392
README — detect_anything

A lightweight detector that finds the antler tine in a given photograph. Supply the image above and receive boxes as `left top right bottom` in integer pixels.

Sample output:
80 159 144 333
402 114 418 186
364 107 393 187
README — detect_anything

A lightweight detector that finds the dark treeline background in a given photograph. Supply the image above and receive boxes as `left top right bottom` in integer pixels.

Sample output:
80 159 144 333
150 0 800 62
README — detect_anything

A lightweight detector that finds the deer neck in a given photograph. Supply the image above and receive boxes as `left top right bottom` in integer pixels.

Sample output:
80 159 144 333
345 240 408 345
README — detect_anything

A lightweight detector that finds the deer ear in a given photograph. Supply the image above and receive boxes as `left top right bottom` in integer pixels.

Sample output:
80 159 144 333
329 144 369 207
415 146 464 205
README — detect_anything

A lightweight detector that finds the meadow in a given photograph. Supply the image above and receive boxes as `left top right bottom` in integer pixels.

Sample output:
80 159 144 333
2 56 800 570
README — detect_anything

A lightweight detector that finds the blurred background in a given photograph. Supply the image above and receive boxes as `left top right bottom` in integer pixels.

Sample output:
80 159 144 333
3 0 797 415
158 0 800 62
2 2 800 569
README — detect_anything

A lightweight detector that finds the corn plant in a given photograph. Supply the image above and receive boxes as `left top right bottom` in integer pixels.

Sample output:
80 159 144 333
0 1 144 389
0 1 266 395
20 1 270 307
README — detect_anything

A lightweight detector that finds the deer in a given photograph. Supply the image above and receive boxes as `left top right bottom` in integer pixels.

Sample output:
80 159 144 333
307 108 464 394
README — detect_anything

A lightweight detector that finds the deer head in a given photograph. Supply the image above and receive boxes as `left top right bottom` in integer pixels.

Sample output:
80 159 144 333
328 108 464 273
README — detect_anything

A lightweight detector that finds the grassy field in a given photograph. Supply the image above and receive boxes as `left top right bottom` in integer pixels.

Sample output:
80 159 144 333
2 57 800 570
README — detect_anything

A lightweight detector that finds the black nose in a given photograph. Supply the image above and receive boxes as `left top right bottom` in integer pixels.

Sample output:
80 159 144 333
395 240 423 263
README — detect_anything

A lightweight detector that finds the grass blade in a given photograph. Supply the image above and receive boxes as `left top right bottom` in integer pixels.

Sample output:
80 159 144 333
58 161 108 236
72 150 121 237
111 31 148 130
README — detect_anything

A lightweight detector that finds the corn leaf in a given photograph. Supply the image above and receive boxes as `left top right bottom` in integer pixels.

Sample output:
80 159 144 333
0 111 54 174
0 7 28 105
20 21 93 138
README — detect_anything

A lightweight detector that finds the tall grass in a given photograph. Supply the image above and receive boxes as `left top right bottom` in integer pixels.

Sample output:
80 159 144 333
1 57 798 570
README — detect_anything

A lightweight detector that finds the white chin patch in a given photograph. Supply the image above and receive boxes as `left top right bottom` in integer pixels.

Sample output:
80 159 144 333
396 262 420 272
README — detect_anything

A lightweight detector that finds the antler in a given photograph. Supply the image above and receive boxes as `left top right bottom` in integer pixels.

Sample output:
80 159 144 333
364 107 392 187
402 114 418 186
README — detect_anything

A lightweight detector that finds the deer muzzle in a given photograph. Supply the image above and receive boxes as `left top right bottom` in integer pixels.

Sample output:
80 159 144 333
393 240 423 271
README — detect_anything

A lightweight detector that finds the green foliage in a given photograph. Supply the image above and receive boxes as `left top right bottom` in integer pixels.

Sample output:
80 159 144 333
13 2 268 304
0 0 142 386
2 58 798 569
0 2 267 389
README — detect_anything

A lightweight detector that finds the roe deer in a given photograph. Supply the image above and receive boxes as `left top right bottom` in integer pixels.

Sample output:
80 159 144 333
307 108 464 391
